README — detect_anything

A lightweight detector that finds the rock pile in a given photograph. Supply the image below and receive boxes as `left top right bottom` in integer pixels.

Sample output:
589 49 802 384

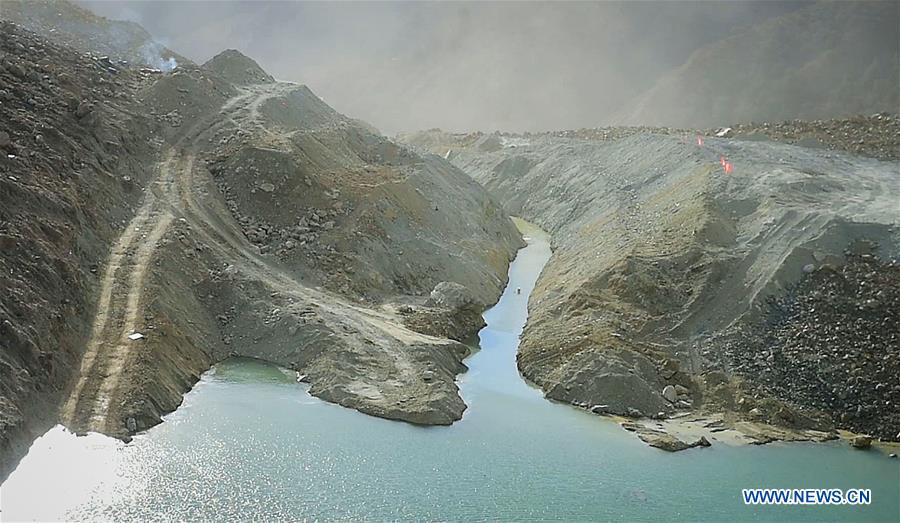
621 421 712 452
720 250 900 441
409 113 899 163
402 282 487 342
722 113 900 161
211 168 348 262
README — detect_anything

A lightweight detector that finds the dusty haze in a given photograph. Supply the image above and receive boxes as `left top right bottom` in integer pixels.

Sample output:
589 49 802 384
78 0 831 133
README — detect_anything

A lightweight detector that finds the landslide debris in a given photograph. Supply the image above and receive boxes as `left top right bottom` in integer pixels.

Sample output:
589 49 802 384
201 77 520 306
403 122 900 447
407 111 899 165
712 247 900 441
1 10 522 478
721 114 900 162
0 20 159 478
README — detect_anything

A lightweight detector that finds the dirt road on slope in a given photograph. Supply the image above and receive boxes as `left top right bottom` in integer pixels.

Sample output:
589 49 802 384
62 83 474 435
60 85 285 434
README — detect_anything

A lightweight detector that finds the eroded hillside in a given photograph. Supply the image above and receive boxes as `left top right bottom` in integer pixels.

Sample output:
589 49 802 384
0 22 522 479
404 126 900 448
0 20 161 478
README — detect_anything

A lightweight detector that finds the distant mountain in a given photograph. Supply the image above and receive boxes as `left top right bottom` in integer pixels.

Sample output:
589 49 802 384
617 1 899 127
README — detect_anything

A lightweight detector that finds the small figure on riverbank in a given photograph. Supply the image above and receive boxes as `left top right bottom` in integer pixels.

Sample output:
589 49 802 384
516 287 521 294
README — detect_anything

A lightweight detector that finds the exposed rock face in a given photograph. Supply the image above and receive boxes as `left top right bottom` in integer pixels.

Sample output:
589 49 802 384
400 282 487 342
402 124 899 442
850 435 873 450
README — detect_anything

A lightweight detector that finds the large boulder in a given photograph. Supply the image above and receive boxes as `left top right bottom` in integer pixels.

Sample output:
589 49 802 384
662 385 677 403
427 282 479 310
403 282 489 342
850 435 873 449
637 431 712 452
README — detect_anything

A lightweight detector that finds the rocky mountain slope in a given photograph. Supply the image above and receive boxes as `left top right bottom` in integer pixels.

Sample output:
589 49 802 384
616 1 899 127
0 19 162 478
0 17 521 479
403 124 899 447
1 0 187 70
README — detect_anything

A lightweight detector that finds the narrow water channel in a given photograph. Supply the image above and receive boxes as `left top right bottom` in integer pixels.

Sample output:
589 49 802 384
2 222 898 521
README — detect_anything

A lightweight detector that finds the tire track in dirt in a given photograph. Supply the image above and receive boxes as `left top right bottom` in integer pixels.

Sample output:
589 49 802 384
63 82 458 435
60 88 263 434
60 155 175 433
169 84 451 394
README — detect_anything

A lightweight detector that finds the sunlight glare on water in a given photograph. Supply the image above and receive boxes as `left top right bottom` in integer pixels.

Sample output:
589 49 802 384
2 221 898 522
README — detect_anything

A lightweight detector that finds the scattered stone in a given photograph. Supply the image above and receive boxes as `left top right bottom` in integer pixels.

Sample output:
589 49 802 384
850 435 873 449
427 281 479 310
662 385 677 403
74 100 93 119
717 252 900 441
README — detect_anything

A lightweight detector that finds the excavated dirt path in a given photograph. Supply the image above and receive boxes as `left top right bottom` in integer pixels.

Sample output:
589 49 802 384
60 165 175 434
62 82 465 434
61 85 281 433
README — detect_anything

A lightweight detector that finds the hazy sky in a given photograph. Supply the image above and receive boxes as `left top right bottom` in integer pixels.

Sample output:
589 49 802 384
80 1 812 133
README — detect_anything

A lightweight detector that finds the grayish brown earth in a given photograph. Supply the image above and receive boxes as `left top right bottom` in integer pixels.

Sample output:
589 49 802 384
2 0 898 480
403 127 899 449
0 16 521 479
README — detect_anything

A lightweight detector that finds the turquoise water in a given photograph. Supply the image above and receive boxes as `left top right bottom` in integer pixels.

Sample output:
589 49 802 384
3 227 898 522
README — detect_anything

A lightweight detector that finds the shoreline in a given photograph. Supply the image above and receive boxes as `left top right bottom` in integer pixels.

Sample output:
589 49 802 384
592 409 900 456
